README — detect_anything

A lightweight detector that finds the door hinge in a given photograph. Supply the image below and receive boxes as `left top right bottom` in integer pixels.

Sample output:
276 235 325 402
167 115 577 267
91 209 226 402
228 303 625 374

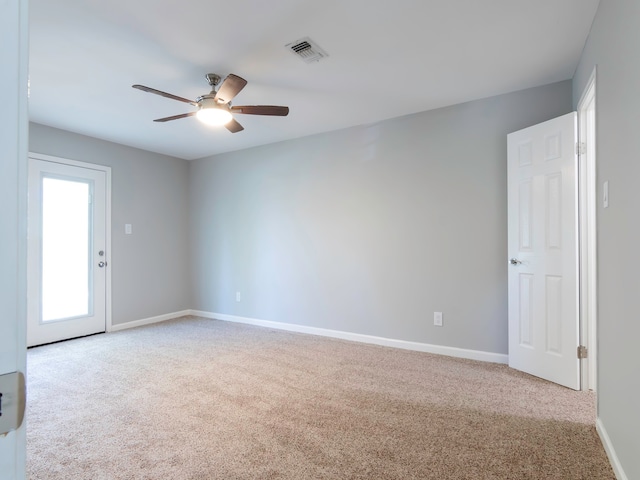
577 345 588 359
575 142 586 156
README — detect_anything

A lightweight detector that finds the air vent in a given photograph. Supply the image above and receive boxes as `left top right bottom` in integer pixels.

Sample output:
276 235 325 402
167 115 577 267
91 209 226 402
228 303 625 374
285 37 329 64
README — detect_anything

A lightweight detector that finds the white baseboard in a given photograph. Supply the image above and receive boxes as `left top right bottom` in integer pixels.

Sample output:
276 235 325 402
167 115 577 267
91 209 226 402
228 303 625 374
108 309 508 364
596 418 629 480
109 310 191 332
189 310 508 364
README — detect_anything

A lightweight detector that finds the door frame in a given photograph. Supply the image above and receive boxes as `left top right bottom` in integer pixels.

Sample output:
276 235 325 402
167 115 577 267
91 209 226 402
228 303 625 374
577 68 598 392
28 152 113 334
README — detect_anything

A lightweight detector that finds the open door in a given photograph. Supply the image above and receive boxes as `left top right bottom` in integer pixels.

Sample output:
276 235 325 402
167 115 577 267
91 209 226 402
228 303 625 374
0 0 28 476
507 112 580 390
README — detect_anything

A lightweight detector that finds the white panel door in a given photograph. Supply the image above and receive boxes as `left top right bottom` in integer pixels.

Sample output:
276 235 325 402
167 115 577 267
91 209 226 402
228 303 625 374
0 0 28 476
507 112 580 390
27 158 108 347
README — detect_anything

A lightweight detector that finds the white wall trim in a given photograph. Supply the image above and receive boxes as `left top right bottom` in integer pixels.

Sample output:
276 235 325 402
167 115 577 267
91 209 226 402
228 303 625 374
596 418 629 480
577 67 598 392
108 310 191 332
104 308 509 364
190 310 508 364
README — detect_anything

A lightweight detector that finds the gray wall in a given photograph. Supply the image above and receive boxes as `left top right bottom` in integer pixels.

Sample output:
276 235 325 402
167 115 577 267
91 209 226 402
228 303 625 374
573 1 640 477
29 123 191 325
190 81 572 355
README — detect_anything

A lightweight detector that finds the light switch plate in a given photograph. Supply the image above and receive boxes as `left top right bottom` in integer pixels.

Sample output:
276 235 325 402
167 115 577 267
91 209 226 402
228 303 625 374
0 372 25 436
434 312 443 327
125 224 132 235
603 181 609 208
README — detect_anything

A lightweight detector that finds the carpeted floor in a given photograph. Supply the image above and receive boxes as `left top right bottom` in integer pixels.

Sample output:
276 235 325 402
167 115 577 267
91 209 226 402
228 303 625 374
26 316 614 479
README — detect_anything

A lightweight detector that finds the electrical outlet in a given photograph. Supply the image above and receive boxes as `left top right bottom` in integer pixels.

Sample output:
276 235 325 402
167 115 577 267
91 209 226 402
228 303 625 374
235 291 241 302
434 312 443 327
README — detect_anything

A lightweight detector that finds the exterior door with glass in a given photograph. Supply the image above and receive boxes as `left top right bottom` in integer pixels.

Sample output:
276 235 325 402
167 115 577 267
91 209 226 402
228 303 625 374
27 157 108 347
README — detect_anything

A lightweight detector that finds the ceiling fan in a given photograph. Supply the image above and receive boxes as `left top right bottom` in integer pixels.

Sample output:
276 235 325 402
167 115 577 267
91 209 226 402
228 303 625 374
132 73 289 133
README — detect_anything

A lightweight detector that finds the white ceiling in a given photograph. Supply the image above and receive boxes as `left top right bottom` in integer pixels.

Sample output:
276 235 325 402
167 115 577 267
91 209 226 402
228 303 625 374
29 0 600 160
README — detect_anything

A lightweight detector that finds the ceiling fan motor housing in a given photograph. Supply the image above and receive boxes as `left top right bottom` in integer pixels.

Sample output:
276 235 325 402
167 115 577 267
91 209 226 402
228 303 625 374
197 95 226 109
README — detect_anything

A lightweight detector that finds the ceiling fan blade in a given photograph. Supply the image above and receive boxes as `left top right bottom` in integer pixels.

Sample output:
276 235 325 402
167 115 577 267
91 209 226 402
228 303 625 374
132 84 198 107
231 105 289 116
213 74 247 104
225 118 244 133
153 112 197 122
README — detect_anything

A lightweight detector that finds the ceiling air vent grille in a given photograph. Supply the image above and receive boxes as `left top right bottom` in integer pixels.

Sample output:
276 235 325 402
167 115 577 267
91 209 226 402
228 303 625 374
286 37 329 64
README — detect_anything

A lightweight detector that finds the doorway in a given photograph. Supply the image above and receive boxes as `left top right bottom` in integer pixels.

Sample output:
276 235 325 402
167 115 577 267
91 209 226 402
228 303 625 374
507 112 581 390
27 154 111 347
507 75 598 391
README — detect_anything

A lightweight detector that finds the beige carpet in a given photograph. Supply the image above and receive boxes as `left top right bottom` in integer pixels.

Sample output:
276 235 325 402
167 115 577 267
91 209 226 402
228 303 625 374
27 316 614 479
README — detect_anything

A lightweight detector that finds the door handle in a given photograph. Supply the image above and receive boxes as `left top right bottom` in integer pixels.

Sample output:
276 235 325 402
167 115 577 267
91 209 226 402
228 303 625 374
0 372 26 435
509 258 523 265
98 261 107 268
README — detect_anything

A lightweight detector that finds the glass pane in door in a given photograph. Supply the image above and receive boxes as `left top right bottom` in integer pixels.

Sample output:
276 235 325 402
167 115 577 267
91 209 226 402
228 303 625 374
41 176 92 322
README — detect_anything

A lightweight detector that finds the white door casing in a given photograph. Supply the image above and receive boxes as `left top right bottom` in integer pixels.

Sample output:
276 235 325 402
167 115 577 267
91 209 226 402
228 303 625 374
27 156 110 347
507 112 580 390
577 69 597 392
0 0 28 476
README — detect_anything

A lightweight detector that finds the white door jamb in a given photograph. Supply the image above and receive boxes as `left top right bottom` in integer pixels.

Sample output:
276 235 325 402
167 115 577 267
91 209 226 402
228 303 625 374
577 68 598 392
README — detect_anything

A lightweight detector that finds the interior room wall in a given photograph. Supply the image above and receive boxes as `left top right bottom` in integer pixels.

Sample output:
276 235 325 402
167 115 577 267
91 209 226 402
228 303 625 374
189 81 572 356
573 1 640 478
29 123 191 326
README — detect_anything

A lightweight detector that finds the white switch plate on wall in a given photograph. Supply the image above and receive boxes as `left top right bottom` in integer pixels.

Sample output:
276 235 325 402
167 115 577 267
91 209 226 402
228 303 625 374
434 312 443 327
236 291 241 302
603 181 609 208
125 223 132 235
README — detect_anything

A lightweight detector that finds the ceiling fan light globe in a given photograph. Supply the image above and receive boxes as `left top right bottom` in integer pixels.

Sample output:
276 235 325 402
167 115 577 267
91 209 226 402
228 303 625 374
196 106 233 126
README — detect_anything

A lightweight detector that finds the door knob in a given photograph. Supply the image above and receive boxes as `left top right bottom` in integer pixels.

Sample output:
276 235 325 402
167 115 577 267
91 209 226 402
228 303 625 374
98 261 107 268
509 258 522 265
0 372 26 435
